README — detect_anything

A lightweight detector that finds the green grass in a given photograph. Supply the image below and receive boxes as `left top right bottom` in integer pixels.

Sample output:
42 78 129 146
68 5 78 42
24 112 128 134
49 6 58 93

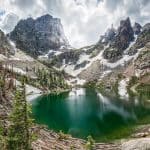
97 126 135 142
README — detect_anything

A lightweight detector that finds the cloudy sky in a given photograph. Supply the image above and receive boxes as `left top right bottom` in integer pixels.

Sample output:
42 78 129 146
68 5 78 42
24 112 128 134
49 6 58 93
0 0 150 48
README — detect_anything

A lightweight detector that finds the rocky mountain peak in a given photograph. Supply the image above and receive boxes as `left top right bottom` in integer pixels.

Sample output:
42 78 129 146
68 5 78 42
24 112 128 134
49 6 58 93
9 14 69 57
132 23 150 50
142 23 150 31
115 17 134 49
133 22 142 35
120 17 130 28
100 24 116 43
103 17 135 62
36 14 53 21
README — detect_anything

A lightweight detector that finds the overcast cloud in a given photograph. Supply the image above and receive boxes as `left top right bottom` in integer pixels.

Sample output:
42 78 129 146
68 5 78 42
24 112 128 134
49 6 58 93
0 0 150 48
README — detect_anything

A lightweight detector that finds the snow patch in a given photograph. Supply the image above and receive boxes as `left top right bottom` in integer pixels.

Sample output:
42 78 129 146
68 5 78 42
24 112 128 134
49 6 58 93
9 40 16 52
55 37 141 79
26 84 42 101
77 53 90 64
118 78 129 99
8 50 34 62
99 70 112 79
6 65 27 75
14 79 42 101
0 54 7 61
66 78 86 86
38 49 63 59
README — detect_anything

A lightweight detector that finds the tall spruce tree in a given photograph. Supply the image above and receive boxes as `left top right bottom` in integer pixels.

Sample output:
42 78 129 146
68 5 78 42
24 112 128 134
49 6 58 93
7 80 33 150
0 120 6 150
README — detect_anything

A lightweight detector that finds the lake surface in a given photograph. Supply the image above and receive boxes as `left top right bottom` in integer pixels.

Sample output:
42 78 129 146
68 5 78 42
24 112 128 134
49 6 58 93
31 88 150 141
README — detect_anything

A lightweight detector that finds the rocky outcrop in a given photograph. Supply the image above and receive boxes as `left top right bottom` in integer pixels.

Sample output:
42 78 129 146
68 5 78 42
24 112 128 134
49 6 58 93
0 29 14 56
114 17 134 50
133 23 150 49
103 17 134 62
127 23 150 55
100 25 116 43
134 42 150 75
122 138 150 150
32 128 121 150
9 14 69 57
74 60 90 70
133 22 142 35
78 60 103 81
51 50 82 68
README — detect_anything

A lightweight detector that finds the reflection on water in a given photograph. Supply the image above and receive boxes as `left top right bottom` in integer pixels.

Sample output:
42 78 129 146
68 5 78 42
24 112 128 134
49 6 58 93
69 88 85 97
97 93 136 120
32 88 150 140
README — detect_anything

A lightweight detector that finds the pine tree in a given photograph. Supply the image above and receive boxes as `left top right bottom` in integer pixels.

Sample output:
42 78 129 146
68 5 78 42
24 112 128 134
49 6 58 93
7 80 33 150
0 120 6 150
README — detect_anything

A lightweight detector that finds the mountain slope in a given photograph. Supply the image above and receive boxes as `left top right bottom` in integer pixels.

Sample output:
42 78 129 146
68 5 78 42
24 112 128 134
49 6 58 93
0 29 15 57
0 29 69 95
43 17 149 84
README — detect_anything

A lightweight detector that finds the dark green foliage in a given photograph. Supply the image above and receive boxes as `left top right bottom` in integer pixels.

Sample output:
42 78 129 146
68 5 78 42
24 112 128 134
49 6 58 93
85 135 95 150
137 84 150 99
58 130 70 140
7 82 33 150
83 80 97 88
128 76 138 87
0 69 6 100
35 68 68 91
0 121 6 150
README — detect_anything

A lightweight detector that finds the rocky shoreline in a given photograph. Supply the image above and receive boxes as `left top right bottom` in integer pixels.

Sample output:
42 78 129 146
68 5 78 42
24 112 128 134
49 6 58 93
32 125 150 150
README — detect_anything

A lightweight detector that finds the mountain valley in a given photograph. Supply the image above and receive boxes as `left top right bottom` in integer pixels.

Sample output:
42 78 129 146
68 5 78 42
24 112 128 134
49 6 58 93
0 13 150 150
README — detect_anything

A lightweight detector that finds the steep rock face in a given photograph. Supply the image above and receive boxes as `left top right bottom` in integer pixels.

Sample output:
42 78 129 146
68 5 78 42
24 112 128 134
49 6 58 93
51 50 82 68
133 22 142 35
103 17 134 62
0 29 14 56
9 14 69 57
134 23 150 49
128 23 150 55
100 25 116 43
134 42 150 72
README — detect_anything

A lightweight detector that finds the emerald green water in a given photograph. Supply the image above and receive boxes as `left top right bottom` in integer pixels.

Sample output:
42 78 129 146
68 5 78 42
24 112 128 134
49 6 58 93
31 88 150 141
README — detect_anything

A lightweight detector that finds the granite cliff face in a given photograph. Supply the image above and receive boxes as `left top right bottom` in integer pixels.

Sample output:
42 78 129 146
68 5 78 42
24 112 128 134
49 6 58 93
100 25 116 43
9 14 69 57
103 17 135 62
133 22 142 35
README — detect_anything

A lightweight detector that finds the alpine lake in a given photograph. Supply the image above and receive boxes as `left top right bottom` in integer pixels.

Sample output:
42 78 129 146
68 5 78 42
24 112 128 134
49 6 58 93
31 88 150 141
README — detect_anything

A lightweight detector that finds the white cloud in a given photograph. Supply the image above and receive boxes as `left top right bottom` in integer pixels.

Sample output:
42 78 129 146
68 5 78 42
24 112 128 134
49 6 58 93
0 0 150 48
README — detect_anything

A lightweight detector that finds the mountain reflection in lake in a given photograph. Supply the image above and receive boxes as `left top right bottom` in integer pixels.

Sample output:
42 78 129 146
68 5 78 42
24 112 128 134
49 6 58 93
31 88 150 140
